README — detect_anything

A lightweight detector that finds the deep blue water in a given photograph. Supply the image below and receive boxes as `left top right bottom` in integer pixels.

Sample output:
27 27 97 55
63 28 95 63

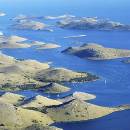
0 0 130 130
54 110 130 130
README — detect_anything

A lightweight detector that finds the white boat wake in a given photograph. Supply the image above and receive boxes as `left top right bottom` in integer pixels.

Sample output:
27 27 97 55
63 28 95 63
64 34 87 39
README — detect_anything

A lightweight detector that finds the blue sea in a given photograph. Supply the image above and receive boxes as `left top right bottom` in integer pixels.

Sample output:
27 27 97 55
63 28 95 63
0 0 130 130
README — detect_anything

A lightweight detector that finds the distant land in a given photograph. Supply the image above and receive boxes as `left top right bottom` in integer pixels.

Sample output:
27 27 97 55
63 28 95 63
57 16 130 31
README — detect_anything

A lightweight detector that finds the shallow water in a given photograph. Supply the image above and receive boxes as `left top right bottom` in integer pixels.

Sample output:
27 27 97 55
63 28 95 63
0 0 130 130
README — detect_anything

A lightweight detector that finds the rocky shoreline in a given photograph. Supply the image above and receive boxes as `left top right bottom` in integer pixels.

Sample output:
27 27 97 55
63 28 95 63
1 12 130 130
0 92 130 130
0 52 98 91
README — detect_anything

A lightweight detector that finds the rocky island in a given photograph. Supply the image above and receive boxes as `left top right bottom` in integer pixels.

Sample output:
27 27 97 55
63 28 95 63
22 95 62 109
43 15 75 20
0 52 98 91
12 15 130 31
13 14 75 21
39 83 71 93
1 0 130 129
0 97 56 130
36 43 61 50
30 41 61 50
35 67 98 83
0 34 62 50
12 14 35 21
58 91 96 102
57 17 130 31
0 35 31 49
62 43 130 60
0 92 130 130
12 19 53 31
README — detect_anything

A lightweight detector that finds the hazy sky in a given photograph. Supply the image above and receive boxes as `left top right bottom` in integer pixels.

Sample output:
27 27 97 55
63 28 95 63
0 0 129 23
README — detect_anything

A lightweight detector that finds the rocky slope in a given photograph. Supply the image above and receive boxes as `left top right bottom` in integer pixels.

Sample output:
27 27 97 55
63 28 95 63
0 92 25 106
0 92 130 130
22 95 62 110
58 92 96 102
46 99 130 122
35 67 98 83
0 100 53 130
40 83 71 93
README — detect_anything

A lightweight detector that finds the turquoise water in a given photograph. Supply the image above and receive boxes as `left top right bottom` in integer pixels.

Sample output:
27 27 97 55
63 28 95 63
0 0 130 130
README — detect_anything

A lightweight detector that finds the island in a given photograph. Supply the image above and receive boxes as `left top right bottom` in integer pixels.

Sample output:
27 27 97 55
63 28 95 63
57 17 130 31
62 43 130 60
12 19 53 31
12 14 75 21
12 15 130 31
0 92 130 130
39 83 71 93
0 52 98 91
0 35 31 49
58 91 96 102
43 14 75 20
0 34 61 50
35 43 61 50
